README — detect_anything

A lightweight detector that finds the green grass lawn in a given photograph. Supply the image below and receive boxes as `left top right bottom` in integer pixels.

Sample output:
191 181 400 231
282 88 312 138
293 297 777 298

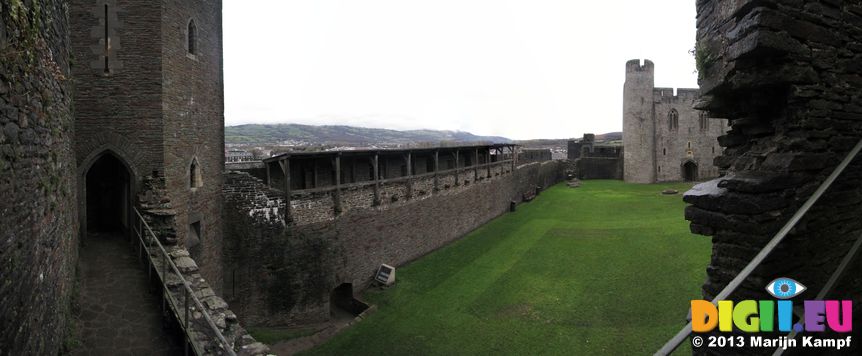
249 327 321 345
305 180 710 355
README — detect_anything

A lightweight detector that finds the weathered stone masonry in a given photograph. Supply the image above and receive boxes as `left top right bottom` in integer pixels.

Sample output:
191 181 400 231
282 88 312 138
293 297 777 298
70 0 225 291
137 175 267 355
623 59 728 183
685 1 862 354
567 134 624 180
153 244 269 355
3 0 253 354
223 145 563 326
1 1 79 354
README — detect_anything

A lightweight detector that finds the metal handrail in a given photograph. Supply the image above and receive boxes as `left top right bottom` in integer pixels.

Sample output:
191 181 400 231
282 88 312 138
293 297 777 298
772 231 862 356
132 207 237 356
656 138 862 355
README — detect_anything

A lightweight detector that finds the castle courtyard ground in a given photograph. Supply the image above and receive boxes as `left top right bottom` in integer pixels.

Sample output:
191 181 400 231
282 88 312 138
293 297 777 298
275 180 710 355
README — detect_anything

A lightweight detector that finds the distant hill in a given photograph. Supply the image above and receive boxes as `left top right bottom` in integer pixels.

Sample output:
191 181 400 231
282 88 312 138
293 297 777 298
515 132 622 148
594 132 622 142
225 124 512 146
514 138 568 148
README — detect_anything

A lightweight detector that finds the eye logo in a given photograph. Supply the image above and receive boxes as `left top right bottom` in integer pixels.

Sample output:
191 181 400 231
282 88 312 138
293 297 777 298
766 278 806 299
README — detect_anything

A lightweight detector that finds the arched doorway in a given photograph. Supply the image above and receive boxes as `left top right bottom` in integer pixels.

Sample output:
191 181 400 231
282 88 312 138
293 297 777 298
330 283 369 319
75 152 184 353
85 152 132 234
682 161 698 182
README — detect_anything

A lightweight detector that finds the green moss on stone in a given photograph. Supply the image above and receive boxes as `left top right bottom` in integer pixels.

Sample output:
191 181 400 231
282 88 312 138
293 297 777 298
692 41 715 81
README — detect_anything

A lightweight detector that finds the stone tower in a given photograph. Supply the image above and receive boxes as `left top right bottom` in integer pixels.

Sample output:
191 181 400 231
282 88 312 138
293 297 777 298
623 59 656 183
70 0 225 290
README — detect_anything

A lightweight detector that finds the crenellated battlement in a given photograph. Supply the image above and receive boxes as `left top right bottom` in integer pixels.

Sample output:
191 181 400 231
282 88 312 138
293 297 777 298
653 87 699 101
622 59 725 184
625 59 654 73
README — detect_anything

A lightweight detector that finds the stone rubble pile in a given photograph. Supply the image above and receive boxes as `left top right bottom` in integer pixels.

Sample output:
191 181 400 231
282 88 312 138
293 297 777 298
139 176 270 355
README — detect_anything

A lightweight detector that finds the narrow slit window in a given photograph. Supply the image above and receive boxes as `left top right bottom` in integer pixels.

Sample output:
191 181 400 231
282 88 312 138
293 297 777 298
103 4 110 73
188 221 202 262
668 109 679 131
190 158 203 188
187 19 197 55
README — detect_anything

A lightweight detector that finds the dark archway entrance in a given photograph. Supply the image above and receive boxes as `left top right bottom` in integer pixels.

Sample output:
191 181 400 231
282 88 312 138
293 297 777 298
75 152 183 353
682 161 698 182
330 283 369 318
85 152 131 233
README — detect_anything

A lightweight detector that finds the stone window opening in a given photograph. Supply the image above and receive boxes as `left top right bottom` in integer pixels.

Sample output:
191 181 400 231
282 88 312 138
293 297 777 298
190 158 203 188
688 141 692 149
103 4 110 74
188 221 202 263
187 19 197 56
662 148 666 156
668 109 679 131
699 113 709 132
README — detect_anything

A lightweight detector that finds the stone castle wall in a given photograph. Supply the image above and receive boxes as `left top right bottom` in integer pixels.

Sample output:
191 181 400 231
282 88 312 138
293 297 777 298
567 134 624 180
69 0 165 251
652 88 727 181
577 157 623 179
518 148 552 164
282 161 518 226
70 0 225 292
622 59 727 183
3 0 237 353
70 0 165 193
1 1 80 354
161 0 226 293
686 1 862 354
223 160 563 326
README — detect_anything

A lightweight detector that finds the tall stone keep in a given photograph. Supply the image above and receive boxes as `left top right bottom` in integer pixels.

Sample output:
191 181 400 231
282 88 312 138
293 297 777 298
621 59 726 183
70 0 225 290
623 59 656 183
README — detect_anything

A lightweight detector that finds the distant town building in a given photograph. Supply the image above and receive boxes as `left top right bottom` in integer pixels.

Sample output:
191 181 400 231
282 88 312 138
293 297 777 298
226 149 255 162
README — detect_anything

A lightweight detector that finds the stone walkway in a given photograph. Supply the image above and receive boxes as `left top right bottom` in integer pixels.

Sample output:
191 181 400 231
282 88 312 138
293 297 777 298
72 231 183 355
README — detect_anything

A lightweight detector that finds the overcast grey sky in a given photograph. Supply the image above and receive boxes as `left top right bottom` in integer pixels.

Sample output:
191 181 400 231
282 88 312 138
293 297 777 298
224 0 698 140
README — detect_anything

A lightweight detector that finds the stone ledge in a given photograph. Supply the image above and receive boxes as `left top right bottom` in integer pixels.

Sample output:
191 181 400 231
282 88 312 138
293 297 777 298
149 243 270 355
